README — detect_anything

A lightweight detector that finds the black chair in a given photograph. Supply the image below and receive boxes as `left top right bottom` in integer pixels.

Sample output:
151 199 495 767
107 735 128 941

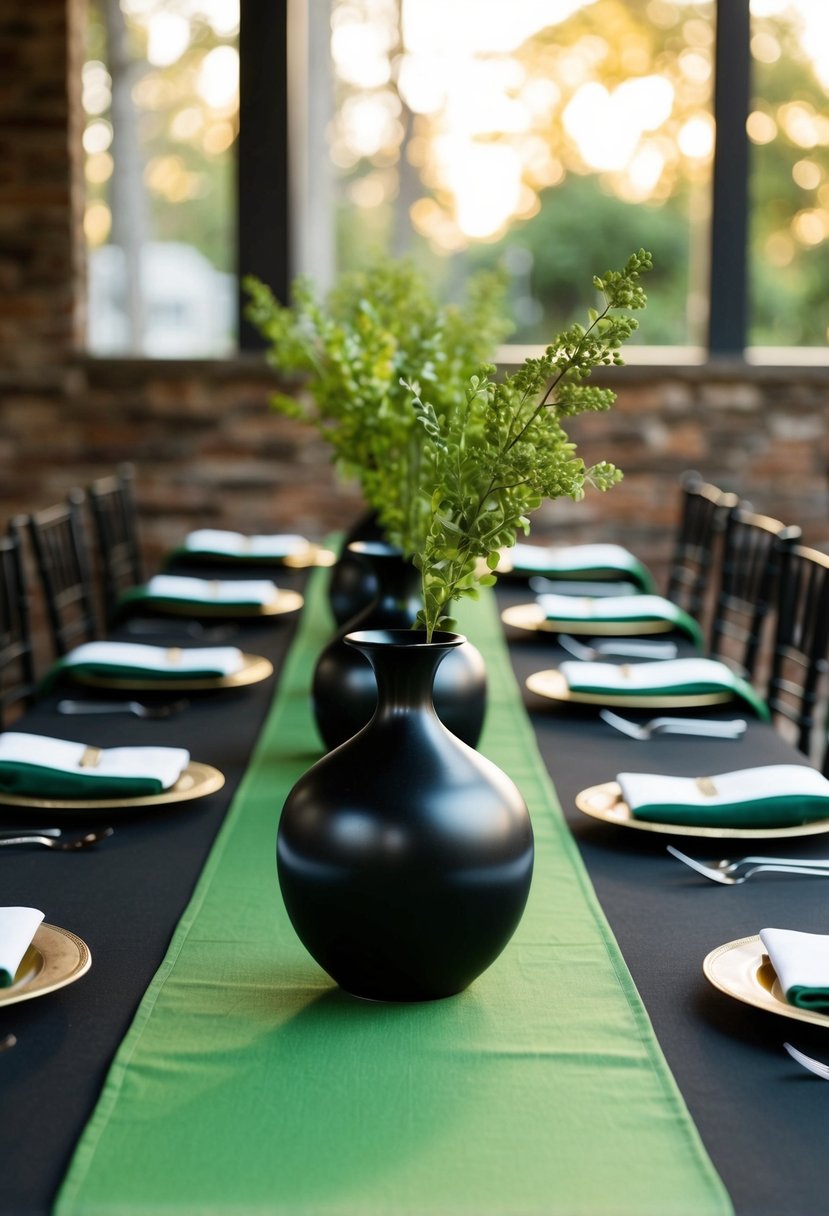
88 463 143 628
665 471 738 623
24 489 100 658
0 524 38 726
707 505 801 682
766 543 829 771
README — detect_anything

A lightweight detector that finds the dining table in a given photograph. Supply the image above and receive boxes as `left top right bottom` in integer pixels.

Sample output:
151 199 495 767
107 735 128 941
2 555 828 1216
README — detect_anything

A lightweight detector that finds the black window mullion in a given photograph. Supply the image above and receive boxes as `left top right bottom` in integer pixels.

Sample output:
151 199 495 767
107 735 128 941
237 0 291 350
708 0 751 357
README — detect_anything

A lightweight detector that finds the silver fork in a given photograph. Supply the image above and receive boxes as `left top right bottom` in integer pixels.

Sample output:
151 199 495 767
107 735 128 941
0 827 114 851
57 699 188 719
599 708 747 740
784 1043 829 1079
558 634 679 661
666 845 829 884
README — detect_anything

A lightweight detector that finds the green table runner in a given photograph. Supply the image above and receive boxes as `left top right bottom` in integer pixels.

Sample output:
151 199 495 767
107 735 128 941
56 575 732 1216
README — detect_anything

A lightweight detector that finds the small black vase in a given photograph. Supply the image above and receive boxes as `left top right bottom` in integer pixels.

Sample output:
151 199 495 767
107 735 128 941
327 511 385 626
278 629 534 1002
313 541 487 750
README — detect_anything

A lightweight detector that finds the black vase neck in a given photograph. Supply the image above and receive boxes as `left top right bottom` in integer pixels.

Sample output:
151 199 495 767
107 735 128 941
345 629 464 715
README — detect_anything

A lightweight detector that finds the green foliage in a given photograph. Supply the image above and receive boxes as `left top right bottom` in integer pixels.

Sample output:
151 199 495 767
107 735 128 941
243 260 513 546
245 250 651 643
407 249 652 639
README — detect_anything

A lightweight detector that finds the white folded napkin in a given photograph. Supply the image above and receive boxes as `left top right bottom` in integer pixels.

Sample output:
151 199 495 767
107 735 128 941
618 765 829 828
512 542 643 574
0 907 44 987
183 529 309 558
620 765 829 815
143 575 277 605
759 928 829 1009
538 593 683 623
0 732 189 791
62 641 244 677
560 657 740 693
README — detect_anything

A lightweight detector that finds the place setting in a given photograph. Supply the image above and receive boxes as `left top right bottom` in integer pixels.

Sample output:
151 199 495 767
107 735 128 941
575 762 829 841
0 905 92 1009
0 731 225 815
167 528 336 570
703 927 829 1034
496 541 656 592
117 573 304 619
46 640 274 693
501 588 705 643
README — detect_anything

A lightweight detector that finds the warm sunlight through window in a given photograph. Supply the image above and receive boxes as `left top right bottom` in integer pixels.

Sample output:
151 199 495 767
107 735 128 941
83 0 238 356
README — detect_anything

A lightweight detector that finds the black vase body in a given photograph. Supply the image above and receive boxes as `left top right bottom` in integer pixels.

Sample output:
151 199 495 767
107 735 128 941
327 511 385 626
279 630 534 1002
313 542 487 751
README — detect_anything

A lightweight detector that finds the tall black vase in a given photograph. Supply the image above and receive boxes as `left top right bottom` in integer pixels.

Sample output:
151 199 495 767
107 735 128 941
313 541 487 750
278 629 534 1002
327 511 385 626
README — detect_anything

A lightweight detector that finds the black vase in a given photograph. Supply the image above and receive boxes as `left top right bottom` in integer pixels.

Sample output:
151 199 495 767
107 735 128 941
278 629 534 1002
327 511 385 626
313 541 487 751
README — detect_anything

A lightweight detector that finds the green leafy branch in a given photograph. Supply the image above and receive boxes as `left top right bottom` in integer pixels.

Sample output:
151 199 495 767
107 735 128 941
407 249 653 640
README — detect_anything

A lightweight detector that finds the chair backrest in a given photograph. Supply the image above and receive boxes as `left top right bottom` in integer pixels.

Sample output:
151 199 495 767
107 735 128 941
766 543 829 770
25 489 99 658
0 524 37 726
666 471 739 622
708 505 801 682
88 463 143 627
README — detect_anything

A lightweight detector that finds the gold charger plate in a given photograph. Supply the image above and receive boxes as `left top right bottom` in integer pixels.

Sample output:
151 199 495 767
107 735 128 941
0 760 225 812
0 923 91 1007
525 668 732 709
73 652 273 691
142 588 304 618
703 936 829 1029
575 781 829 839
501 601 674 636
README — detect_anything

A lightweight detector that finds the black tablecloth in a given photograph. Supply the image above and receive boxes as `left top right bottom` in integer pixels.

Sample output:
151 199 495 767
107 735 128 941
2 575 828 1215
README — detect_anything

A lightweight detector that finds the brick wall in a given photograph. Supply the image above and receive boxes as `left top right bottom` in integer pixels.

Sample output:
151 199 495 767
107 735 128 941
1 357 827 593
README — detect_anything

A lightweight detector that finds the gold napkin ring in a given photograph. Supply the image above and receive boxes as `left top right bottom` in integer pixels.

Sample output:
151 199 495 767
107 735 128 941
166 648 183 665
79 746 102 769
695 776 718 797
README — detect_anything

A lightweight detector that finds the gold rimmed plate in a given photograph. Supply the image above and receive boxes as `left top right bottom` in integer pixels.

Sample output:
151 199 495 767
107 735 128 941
0 923 91 1007
525 669 732 709
501 602 674 636
0 761 225 813
703 936 829 1029
72 652 273 692
575 781 829 839
137 588 304 619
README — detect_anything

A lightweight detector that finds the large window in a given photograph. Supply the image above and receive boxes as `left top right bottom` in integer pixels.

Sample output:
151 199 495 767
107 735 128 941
83 0 238 356
84 1 829 359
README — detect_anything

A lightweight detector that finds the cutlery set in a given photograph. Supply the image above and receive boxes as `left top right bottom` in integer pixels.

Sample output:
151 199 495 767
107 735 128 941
0 827 114 851
599 708 747 741
57 699 189 719
558 634 679 661
667 845 829 885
